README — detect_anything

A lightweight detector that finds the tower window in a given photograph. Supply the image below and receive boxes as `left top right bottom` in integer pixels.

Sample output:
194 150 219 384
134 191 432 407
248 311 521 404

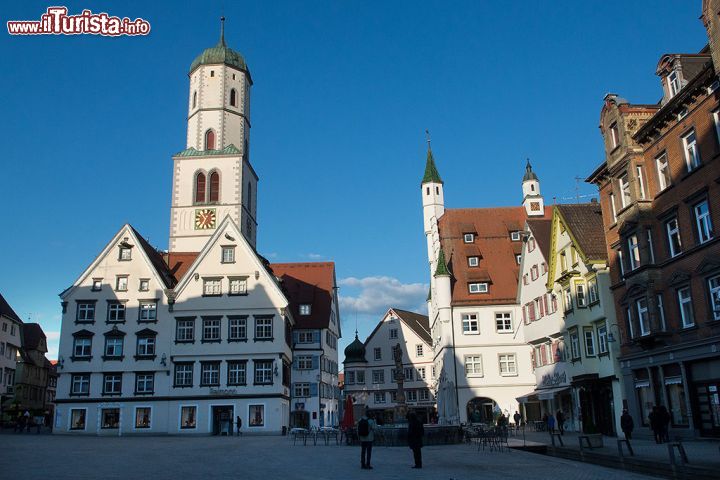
530 184 535 192
230 88 237 107
435 186 439 194
210 70 215 77
205 130 215 151
192 91 197 109
209 172 220 203
195 172 206 203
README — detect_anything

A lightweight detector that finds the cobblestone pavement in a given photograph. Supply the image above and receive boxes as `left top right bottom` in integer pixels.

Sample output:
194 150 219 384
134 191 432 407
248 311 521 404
0 433 664 480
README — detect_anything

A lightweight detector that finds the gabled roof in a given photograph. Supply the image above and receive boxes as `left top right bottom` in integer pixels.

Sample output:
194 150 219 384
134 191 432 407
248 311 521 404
364 308 431 349
0 293 22 323
556 204 607 261
526 218 553 261
172 215 289 309
60 224 175 300
391 308 431 344
130 226 176 288
270 262 338 332
439 206 552 305
21 323 46 352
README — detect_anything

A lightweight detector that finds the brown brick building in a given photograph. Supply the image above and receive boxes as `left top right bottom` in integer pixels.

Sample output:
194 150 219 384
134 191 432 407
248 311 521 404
587 1 720 438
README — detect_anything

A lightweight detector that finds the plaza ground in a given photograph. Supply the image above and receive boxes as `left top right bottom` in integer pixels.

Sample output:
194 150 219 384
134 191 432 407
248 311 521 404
0 432 666 480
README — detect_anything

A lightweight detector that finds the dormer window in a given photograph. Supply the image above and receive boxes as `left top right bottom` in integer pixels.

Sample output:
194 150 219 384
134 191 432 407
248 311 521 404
510 231 521 241
668 71 681 98
299 304 311 315
468 282 488 294
609 122 619 149
463 233 475 243
468 256 479 267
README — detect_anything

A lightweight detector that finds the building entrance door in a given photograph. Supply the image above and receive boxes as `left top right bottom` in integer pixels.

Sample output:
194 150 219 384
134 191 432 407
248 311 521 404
696 382 720 437
212 405 234 436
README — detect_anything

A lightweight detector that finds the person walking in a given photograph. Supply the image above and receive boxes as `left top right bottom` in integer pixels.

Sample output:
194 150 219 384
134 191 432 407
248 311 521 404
555 410 565 435
407 412 424 469
649 406 662 443
236 416 242 436
659 405 671 443
620 409 634 440
358 411 376 470
547 412 556 434
23 410 31 433
513 411 522 431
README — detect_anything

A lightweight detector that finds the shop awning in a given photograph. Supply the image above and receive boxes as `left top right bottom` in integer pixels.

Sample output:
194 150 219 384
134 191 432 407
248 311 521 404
516 391 538 404
537 386 570 400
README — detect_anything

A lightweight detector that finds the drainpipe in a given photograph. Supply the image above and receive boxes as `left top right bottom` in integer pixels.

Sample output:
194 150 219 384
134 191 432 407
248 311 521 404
450 315 460 422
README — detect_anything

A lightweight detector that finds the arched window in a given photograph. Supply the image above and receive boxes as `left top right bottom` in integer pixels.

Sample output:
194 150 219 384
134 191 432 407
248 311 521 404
230 88 237 107
247 182 252 212
192 91 197 109
195 172 206 203
209 171 220 203
205 129 215 150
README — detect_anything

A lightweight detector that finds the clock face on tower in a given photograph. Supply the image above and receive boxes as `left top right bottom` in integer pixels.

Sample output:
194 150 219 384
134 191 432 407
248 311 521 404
194 208 217 230
530 202 541 212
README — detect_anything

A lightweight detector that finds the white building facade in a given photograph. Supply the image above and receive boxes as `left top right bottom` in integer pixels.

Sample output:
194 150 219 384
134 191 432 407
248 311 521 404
422 150 549 425
343 309 435 424
516 218 570 425
53 23 338 436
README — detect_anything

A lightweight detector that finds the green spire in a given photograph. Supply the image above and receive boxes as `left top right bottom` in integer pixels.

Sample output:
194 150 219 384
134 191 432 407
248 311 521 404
422 146 443 185
434 248 450 277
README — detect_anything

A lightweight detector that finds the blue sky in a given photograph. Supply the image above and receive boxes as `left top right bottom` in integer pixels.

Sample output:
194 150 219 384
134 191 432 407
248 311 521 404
0 1 708 361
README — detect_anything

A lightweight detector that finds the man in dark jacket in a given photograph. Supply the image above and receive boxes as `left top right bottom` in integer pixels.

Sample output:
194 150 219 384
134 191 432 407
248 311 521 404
620 409 634 440
407 412 424 469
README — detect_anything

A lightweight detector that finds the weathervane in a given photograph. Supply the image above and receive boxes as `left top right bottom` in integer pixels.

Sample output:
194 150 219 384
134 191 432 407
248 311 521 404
425 129 431 148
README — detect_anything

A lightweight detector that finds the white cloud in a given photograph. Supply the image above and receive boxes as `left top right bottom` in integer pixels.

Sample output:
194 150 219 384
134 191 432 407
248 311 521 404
45 331 60 361
338 276 428 317
303 253 324 260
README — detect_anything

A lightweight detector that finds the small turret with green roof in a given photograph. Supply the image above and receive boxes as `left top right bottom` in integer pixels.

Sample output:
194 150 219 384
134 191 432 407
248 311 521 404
434 248 450 277
422 146 443 185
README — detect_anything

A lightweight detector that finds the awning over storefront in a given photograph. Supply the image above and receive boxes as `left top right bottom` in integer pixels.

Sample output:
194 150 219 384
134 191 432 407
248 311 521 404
537 386 570 400
516 391 537 404
517 386 570 403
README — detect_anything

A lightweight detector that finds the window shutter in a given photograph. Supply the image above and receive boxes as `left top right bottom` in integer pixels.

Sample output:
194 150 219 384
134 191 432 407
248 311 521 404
551 295 558 313
543 295 549 315
551 342 558 364
312 356 319 370
313 330 321 343
529 302 536 322
310 383 318 397
538 297 545 317
522 306 528 325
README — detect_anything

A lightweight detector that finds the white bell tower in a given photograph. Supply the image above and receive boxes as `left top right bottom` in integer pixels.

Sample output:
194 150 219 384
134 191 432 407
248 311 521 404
522 159 544 217
168 18 258 252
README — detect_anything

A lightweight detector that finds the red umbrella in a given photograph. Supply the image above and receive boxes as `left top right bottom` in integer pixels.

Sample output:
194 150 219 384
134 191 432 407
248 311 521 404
341 395 354 429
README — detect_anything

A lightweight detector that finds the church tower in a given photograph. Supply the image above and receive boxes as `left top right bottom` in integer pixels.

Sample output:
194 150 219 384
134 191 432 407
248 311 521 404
421 140 445 273
521 159 544 216
169 18 258 252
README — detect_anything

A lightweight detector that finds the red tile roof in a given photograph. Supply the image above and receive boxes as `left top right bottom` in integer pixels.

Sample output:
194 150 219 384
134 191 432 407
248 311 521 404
556 204 608 261
166 252 200 283
526 218 553 262
269 262 337 330
439 206 552 306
